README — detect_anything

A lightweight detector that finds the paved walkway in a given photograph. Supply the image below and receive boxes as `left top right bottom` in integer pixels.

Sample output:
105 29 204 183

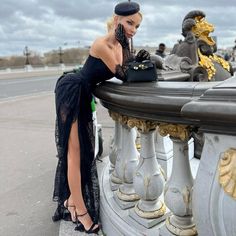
0 93 113 236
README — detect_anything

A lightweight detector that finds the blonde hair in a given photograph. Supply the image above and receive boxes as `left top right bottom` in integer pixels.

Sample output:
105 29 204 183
107 15 115 32
106 12 143 32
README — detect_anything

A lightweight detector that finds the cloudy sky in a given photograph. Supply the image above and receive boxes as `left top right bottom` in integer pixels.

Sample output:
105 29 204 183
1 0 236 56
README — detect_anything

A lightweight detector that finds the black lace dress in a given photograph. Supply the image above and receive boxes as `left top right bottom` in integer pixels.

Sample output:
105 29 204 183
52 55 115 224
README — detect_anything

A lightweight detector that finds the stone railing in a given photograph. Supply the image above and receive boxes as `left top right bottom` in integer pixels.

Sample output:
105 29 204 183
94 75 236 236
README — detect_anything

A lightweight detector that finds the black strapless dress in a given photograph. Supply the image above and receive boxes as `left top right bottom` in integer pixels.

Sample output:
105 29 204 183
52 55 114 223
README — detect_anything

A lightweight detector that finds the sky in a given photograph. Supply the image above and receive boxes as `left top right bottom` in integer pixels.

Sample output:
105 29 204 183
1 0 236 57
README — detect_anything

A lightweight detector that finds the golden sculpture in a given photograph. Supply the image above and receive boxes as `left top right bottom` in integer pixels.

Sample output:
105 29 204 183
219 148 236 199
192 16 231 80
172 10 233 82
191 15 215 46
210 54 231 72
158 123 191 141
198 48 216 80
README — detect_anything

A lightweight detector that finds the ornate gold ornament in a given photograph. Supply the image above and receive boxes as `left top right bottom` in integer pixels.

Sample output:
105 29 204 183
210 54 231 72
198 49 231 80
197 48 216 80
158 123 191 141
109 110 119 121
192 16 231 79
127 118 159 133
109 111 128 125
109 112 159 132
219 148 236 199
192 16 215 46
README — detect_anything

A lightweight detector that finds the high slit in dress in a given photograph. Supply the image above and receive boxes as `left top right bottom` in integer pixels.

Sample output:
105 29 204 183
52 55 114 224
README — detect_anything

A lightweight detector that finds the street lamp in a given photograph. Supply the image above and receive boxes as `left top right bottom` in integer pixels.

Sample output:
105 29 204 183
23 46 30 65
58 46 64 64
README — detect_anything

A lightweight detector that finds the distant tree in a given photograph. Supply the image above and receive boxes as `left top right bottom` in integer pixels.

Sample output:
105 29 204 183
43 50 59 65
8 56 25 67
0 58 9 68
43 48 89 65
30 55 44 66
63 48 89 64
0 47 94 67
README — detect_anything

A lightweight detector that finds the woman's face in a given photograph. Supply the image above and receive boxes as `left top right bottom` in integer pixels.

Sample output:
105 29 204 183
117 13 142 39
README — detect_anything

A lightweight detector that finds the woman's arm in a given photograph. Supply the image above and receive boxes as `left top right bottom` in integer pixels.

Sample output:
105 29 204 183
91 38 128 81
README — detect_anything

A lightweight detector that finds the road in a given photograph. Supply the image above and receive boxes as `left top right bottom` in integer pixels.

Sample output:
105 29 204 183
0 76 58 100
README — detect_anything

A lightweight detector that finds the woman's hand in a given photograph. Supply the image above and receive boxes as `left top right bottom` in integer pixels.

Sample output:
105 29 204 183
135 49 150 62
115 23 129 49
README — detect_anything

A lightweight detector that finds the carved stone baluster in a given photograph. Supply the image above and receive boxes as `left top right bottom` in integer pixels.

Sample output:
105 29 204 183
109 112 140 207
158 123 197 236
109 120 120 169
114 123 140 209
155 130 194 180
155 130 173 179
109 111 123 190
128 119 166 228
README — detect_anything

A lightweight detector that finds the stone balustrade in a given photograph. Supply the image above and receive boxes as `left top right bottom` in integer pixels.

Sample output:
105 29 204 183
94 75 236 236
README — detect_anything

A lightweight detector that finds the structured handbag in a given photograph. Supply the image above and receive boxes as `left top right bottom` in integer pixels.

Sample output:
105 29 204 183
126 60 158 82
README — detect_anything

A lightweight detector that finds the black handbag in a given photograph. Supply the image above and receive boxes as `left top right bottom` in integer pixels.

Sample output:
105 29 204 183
126 60 157 82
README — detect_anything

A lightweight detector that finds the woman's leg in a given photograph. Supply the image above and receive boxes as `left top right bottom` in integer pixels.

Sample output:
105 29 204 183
67 120 98 230
63 195 76 222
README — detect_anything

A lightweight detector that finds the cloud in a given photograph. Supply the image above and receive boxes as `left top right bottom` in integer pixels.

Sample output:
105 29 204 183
0 0 236 56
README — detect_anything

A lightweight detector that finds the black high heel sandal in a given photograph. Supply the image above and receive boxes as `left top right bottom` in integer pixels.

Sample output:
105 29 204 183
74 211 100 234
63 199 77 224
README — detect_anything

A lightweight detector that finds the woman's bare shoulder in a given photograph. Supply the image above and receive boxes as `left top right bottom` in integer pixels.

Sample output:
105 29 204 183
90 37 112 57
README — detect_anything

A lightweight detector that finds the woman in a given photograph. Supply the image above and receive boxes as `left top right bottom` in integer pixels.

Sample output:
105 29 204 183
52 1 149 234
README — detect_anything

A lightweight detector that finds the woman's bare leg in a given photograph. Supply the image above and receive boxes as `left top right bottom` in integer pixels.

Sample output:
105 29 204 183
67 120 98 230
64 195 76 222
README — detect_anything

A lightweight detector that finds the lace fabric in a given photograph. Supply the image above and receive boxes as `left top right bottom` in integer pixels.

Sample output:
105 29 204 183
115 64 127 81
52 72 100 224
52 49 130 225
115 47 135 81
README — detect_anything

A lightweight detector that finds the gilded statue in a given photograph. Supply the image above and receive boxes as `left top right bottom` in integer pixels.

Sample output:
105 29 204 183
171 10 234 81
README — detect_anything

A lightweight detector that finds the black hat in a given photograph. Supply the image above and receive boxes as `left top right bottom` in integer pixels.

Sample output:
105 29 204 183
114 1 140 16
